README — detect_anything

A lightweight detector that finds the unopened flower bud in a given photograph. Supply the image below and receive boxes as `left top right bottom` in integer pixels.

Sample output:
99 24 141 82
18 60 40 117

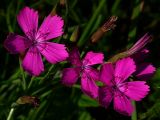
91 16 118 43
70 26 79 42
50 4 57 16
16 96 40 107
60 0 66 6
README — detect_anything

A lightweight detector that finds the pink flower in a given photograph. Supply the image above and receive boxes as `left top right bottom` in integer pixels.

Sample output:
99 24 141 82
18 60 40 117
99 57 149 116
4 7 68 76
61 47 104 98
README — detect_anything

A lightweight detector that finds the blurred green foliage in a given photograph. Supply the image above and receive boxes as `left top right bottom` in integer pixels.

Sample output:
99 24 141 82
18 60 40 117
0 0 160 120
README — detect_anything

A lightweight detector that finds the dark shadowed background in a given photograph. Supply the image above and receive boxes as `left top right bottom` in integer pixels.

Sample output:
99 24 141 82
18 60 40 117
0 0 160 120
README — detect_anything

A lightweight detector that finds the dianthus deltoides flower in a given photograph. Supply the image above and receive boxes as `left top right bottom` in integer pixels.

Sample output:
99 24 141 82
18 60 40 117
61 47 104 98
99 57 149 116
4 7 68 76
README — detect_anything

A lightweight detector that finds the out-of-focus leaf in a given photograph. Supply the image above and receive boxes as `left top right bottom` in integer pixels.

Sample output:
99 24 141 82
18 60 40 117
78 94 99 107
111 0 121 14
131 3 141 20
78 111 93 120
139 100 160 120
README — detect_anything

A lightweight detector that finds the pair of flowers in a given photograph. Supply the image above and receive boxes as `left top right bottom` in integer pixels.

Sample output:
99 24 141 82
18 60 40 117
61 45 155 116
4 7 155 116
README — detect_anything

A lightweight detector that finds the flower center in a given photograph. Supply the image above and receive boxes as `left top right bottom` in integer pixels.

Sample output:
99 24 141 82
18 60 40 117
81 65 91 70
32 40 38 46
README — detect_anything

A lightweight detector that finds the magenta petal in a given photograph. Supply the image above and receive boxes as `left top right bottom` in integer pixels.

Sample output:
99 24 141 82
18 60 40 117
134 63 156 81
4 33 30 54
68 47 82 66
37 42 68 64
84 68 100 81
100 63 114 85
119 81 150 101
81 70 99 98
36 15 64 41
22 47 44 76
127 33 152 55
61 68 80 86
114 91 134 116
115 57 136 84
98 86 113 108
82 51 104 66
17 7 38 38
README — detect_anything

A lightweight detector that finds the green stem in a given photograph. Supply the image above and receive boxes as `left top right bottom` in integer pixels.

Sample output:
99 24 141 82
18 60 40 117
39 65 55 84
7 108 14 120
65 0 69 18
90 14 102 34
13 0 21 30
1 54 9 79
73 84 81 89
63 0 69 32
19 59 26 90
6 2 13 32
44 65 54 79
28 77 35 89
77 0 106 47
31 0 43 7
131 101 137 120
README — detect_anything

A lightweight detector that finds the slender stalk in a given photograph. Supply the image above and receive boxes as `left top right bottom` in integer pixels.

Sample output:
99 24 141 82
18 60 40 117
73 84 81 89
7 108 14 120
63 0 69 32
65 0 69 18
31 0 43 7
19 58 26 90
28 77 35 89
131 101 137 120
77 0 106 47
90 15 102 34
6 2 13 32
44 65 54 79
1 54 9 79
39 65 55 84
13 0 21 30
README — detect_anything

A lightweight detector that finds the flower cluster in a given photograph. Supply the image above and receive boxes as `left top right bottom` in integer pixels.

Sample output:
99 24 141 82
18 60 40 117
4 6 156 116
61 44 155 116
